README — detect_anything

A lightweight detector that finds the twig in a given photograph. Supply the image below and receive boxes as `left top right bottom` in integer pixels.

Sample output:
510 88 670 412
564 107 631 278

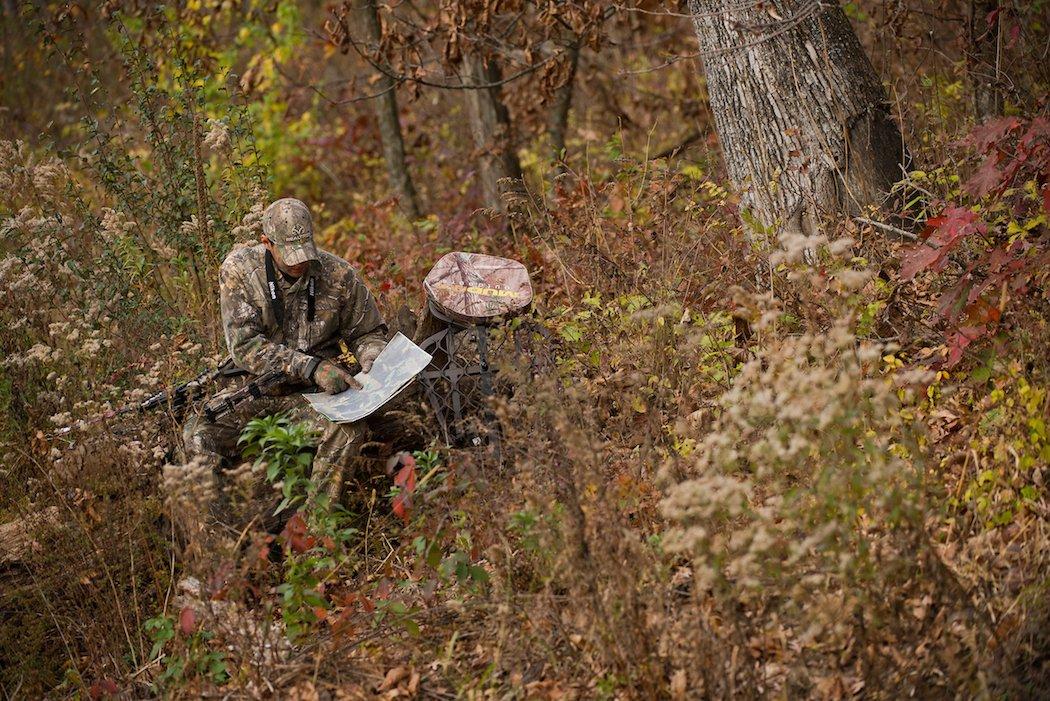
650 129 702 160
853 216 918 241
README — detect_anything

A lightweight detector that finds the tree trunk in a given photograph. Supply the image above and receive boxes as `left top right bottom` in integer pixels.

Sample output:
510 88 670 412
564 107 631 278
967 0 1003 121
687 0 906 241
548 40 580 175
357 0 423 220
459 54 523 212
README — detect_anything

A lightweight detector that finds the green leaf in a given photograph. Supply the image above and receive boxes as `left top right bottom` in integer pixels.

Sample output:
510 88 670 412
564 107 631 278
426 543 442 569
274 496 294 514
302 590 327 608
208 656 229 683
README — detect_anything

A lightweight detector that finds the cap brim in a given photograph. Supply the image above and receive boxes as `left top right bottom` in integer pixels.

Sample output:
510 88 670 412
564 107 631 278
280 241 319 265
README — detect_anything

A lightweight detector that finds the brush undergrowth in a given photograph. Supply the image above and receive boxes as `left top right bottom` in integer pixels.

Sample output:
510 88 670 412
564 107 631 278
1 3 1047 699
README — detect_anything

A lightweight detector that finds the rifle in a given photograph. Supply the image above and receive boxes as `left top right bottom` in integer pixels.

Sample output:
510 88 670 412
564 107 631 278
135 357 296 424
137 363 229 414
54 357 292 436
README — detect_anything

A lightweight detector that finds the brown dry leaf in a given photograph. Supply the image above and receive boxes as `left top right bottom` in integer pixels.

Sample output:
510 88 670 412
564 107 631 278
334 686 370 701
524 680 573 700
375 666 410 693
669 669 688 701
286 681 320 701
813 674 848 701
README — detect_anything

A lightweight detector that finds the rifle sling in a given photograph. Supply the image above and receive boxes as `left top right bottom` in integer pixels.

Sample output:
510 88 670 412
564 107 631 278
264 249 315 329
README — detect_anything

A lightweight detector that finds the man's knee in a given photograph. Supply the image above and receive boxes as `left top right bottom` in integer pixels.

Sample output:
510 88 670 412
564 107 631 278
312 421 366 467
182 413 238 463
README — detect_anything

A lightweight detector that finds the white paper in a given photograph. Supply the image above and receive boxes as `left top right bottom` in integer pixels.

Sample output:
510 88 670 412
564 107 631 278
303 332 432 423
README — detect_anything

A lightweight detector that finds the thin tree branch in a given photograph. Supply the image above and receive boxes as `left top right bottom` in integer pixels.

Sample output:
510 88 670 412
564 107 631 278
854 217 919 241
272 57 397 105
310 25 565 91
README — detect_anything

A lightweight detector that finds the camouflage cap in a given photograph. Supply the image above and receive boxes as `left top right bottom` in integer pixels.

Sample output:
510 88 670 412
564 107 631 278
262 198 319 266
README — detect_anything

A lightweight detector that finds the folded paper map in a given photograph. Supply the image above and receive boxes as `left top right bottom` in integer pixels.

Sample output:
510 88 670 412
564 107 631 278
303 332 432 423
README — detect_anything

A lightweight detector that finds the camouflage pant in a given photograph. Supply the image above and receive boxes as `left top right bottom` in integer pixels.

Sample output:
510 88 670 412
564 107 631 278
182 391 366 504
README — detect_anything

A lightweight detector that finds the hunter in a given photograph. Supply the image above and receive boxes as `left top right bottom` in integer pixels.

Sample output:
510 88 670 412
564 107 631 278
183 197 387 510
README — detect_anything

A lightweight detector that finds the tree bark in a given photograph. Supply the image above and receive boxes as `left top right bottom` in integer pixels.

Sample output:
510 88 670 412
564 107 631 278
459 54 523 212
967 1 1003 121
357 0 423 220
548 40 580 175
687 0 907 241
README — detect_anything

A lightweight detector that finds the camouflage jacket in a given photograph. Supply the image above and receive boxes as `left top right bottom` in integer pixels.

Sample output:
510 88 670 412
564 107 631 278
219 244 386 383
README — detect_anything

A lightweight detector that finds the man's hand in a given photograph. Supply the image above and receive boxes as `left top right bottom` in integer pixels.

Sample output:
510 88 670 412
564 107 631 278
356 340 386 374
312 360 362 394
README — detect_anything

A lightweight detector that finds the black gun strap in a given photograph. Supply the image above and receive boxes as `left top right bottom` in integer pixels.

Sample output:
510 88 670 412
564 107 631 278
264 250 316 327
264 249 284 327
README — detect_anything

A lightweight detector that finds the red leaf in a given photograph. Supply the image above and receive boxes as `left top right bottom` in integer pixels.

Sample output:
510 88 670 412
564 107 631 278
986 242 1023 273
1042 183 1050 215
945 326 987 367
391 457 417 521
394 463 416 493
960 298 1002 328
1018 116 1050 150
88 678 119 700
920 215 946 236
966 116 1022 152
935 277 971 323
254 533 275 567
291 533 317 553
985 8 1001 27
964 153 1002 197
281 512 317 554
1007 22 1020 50
331 605 356 635
900 208 984 280
284 512 307 536
392 492 412 522
376 578 393 599
900 245 943 282
179 606 197 635
386 451 416 475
